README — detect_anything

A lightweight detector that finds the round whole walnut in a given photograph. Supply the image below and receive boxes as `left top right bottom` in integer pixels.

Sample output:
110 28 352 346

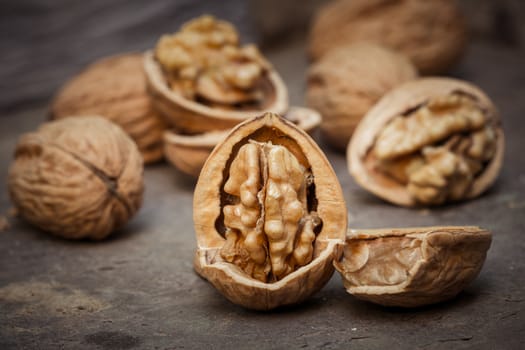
8 116 144 240
307 43 417 151
309 0 467 74
50 53 166 164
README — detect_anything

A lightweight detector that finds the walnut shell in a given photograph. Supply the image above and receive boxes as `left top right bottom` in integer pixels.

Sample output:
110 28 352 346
309 0 467 74
163 107 321 178
50 53 167 164
144 51 289 134
306 43 417 151
8 116 144 240
193 113 347 310
334 226 492 307
348 78 504 207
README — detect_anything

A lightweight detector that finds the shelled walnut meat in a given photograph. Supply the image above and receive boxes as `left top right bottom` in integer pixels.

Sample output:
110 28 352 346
309 0 466 74
193 113 347 310
335 226 492 307
307 43 417 151
50 53 167 164
8 116 144 240
145 15 288 133
349 78 504 206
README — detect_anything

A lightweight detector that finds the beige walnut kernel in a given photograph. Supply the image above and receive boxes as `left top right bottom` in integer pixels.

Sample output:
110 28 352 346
309 0 466 74
8 116 144 240
50 53 167 164
306 43 417 151
334 226 492 307
145 15 288 133
193 113 347 310
349 78 504 207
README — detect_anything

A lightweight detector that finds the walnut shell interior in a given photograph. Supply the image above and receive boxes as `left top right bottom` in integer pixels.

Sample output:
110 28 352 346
348 78 504 207
193 113 346 310
334 226 492 307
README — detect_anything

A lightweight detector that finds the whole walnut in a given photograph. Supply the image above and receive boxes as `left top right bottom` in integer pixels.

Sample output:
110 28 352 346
8 116 144 240
50 53 166 164
309 0 467 74
307 43 417 151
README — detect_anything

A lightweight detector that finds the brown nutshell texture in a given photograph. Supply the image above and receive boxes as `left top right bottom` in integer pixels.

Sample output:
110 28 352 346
348 77 504 207
8 116 144 240
334 226 492 307
193 113 347 310
307 43 417 151
309 0 467 74
50 53 167 164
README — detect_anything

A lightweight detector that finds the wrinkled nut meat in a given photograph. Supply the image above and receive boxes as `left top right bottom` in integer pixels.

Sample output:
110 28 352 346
349 78 504 206
309 0 466 74
163 107 321 178
8 116 144 240
334 226 492 307
50 53 167 164
193 113 347 310
145 15 288 133
307 43 417 151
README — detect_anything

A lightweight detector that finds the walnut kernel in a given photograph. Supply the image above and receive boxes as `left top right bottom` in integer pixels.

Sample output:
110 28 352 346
193 113 346 310
348 78 504 206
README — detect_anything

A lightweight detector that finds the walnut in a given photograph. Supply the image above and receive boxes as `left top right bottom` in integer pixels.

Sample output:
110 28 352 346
50 54 167 164
306 43 417 151
145 15 288 134
309 0 467 74
348 78 504 206
334 226 492 307
8 116 144 240
163 107 321 178
193 113 347 310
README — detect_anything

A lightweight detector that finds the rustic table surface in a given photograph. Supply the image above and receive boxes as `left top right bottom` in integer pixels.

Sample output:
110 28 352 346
1 2 524 349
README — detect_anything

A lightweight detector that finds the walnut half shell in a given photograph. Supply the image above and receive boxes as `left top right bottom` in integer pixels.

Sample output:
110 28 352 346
193 113 347 310
334 226 492 307
163 107 321 178
348 78 504 206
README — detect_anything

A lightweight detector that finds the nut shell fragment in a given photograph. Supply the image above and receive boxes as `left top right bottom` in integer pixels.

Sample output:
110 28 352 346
348 78 504 206
334 226 492 307
193 113 346 310
8 116 144 240
50 53 167 164
163 107 321 178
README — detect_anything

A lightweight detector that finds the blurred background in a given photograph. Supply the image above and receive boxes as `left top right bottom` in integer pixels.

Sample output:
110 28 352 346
1 0 524 116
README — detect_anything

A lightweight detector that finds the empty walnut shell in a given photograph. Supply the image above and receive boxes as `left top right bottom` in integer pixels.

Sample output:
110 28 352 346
163 107 321 178
309 0 466 74
50 53 167 164
8 116 144 240
334 226 492 307
307 43 417 151
193 112 347 310
144 51 289 134
349 78 504 207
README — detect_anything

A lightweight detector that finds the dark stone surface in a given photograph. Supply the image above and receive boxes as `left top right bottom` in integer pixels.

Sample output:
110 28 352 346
1 2 525 349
